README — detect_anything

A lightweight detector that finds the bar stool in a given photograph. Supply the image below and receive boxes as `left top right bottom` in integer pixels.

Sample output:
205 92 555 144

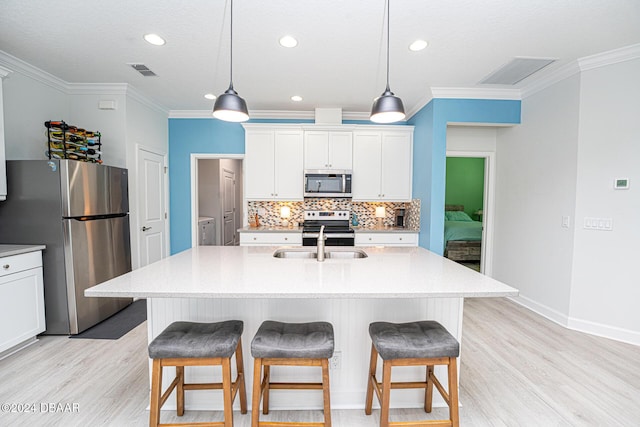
148 320 247 427
251 320 334 427
365 321 460 427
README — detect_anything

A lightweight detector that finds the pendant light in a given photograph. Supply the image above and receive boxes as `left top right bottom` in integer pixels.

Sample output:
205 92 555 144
213 0 249 122
370 0 405 123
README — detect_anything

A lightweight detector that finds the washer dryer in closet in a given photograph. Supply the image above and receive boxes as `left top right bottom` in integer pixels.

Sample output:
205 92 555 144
198 217 216 245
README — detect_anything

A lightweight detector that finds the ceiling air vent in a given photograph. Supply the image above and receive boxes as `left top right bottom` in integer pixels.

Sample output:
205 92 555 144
480 57 556 85
128 63 157 77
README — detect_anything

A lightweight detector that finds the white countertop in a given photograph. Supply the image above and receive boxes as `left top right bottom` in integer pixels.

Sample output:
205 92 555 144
0 244 46 258
85 246 518 299
237 226 303 233
237 226 418 233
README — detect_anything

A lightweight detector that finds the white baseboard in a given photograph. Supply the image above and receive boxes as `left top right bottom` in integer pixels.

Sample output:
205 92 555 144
509 296 640 347
509 295 570 327
567 316 640 347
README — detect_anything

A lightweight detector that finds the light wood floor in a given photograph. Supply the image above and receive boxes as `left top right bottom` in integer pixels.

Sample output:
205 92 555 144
1 298 639 426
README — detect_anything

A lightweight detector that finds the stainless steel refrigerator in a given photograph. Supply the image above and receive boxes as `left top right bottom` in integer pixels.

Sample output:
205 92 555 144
0 160 132 334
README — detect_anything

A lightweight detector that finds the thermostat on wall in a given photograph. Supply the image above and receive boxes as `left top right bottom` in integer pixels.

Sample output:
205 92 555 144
614 178 629 189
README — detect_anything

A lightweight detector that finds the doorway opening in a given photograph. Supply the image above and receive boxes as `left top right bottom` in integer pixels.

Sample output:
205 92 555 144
444 151 495 275
190 154 244 247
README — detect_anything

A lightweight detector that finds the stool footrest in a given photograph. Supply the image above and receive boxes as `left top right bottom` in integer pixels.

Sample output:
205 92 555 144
257 422 326 427
268 382 324 390
159 423 229 427
387 421 452 427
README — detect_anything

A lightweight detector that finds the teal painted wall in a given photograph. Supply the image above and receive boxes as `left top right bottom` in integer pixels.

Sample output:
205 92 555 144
445 157 484 217
409 98 521 254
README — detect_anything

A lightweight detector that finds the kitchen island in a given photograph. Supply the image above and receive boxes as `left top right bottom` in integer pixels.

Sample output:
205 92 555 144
86 245 517 411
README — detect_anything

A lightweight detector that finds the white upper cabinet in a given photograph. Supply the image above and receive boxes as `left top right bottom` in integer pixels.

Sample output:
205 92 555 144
304 131 353 170
244 124 412 203
244 128 303 200
352 129 413 201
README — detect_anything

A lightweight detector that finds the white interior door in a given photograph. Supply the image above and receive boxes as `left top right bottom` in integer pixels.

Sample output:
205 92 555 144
222 168 236 246
137 148 166 266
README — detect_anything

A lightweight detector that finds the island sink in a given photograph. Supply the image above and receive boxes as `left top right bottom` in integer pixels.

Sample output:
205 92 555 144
273 248 368 259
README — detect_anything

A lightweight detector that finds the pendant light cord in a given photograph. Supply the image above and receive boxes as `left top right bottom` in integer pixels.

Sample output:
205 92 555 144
230 0 234 88
385 0 390 91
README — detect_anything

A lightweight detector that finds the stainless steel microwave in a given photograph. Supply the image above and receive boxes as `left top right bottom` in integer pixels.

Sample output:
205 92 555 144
304 170 352 198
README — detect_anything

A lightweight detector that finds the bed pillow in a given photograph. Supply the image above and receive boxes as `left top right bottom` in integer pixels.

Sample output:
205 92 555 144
445 211 474 222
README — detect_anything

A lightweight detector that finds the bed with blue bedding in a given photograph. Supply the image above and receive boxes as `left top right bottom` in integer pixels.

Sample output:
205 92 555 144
444 205 482 261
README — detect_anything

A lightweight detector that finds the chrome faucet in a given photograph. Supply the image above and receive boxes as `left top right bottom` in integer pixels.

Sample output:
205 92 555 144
317 225 327 262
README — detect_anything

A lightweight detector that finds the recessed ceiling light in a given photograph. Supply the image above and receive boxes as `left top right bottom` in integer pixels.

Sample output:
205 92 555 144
279 35 298 48
409 39 428 52
204 93 216 100
144 33 166 46
291 95 302 102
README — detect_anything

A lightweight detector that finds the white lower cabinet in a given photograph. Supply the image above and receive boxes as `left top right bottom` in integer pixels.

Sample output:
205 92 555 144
239 232 302 246
0 251 45 357
355 232 419 247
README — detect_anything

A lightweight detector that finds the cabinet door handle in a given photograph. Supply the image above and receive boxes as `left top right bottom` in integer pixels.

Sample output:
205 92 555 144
142 226 152 231
284 237 288 241
2 264 9 270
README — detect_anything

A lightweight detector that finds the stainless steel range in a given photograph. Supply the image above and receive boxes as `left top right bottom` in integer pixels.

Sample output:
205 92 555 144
302 210 354 246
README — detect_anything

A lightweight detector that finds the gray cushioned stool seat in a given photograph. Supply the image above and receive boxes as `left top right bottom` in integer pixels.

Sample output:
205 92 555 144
369 320 459 360
251 321 334 359
148 320 243 359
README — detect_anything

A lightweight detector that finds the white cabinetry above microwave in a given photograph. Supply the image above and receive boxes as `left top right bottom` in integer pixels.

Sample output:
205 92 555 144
304 131 352 170
242 124 413 202
244 128 303 200
352 130 413 201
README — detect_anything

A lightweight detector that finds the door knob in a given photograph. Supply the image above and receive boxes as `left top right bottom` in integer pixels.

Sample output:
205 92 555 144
142 226 152 231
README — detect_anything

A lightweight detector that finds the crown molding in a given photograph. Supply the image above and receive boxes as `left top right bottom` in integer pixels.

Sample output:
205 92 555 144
125 85 170 115
405 88 521 121
0 50 67 92
520 61 581 99
169 109 372 121
67 82 128 95
578 43 640 72
405 92 434 120
0 65 13 79
0 49 168 114
431 87 522 100
520 43 640 99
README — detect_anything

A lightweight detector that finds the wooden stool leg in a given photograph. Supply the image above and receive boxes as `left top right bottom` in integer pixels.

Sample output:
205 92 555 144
176 366 185 416
365 344 377 415
251 358 263 427
321 358 332 427
149 359 163 427
262 364 271 415
222 358 233 427
380 360 392 427
234 339 248 414
425 365 434 413
448 357 460 427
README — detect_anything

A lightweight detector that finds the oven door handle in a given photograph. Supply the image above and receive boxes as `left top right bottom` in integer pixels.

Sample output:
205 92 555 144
303 232 354 239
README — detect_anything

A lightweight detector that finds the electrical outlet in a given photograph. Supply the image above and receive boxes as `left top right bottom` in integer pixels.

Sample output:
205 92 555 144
330 351 341 370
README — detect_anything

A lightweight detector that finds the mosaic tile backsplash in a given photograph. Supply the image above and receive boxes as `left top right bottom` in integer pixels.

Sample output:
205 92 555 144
247 199 421 230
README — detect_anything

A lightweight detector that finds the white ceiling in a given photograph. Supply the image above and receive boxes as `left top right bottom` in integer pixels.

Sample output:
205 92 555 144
1 0 639 116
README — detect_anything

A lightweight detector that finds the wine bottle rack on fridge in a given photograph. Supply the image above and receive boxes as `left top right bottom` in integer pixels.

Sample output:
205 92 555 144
45 120 103 163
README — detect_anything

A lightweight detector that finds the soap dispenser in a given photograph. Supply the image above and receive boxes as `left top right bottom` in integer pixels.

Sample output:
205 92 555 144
351 213 359 227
